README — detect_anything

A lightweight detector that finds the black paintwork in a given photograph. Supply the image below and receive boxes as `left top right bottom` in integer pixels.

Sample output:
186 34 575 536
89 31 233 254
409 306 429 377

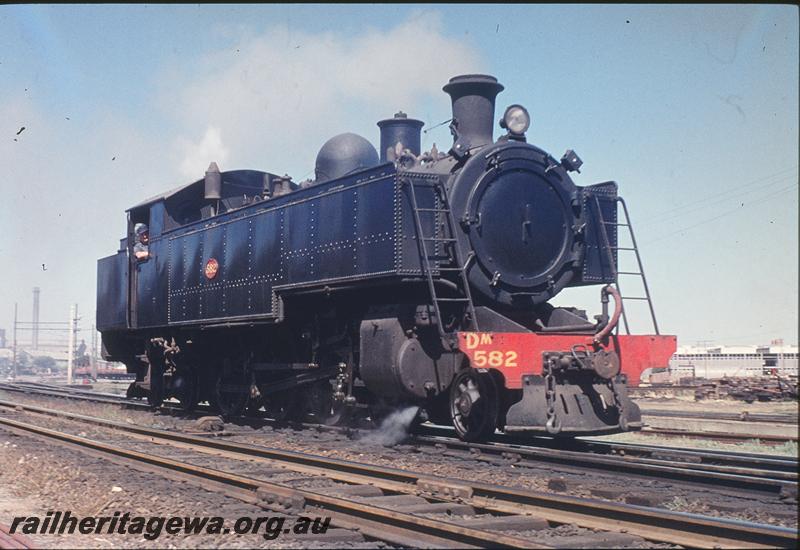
97 143 617 332
98 163 445 331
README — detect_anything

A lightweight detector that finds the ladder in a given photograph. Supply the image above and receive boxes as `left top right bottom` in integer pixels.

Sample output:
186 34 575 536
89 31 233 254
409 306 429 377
593 196 660 335
405 178 479 346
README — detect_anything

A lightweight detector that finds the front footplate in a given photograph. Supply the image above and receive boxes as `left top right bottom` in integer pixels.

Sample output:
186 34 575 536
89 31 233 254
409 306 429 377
504 374 643 436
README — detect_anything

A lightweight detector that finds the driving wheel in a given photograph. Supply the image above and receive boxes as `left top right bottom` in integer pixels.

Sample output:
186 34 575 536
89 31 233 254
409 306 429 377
303 380 346 425
173 370 199 413
449 368 498 441
211 361 251 417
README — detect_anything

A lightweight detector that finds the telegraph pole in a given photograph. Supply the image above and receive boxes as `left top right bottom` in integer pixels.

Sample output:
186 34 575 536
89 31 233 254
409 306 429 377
67 304 77 385
32 287 40 350
12 303 18 379
90 323 98 380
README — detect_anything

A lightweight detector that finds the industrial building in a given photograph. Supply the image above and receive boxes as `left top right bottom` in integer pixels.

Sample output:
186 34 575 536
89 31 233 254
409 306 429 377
668 344 799 379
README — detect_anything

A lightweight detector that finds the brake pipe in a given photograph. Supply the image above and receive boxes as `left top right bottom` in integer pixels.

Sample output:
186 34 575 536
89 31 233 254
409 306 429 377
594 285 622 344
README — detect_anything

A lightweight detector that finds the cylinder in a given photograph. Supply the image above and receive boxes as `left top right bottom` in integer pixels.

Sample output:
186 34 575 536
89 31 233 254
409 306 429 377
442 74 504 153
204 162 222 200
377 111 424 162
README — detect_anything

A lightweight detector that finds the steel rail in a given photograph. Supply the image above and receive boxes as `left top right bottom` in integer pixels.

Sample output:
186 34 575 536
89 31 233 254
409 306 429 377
412 429 798 492
640 427 798 444
576 437 799 470
641 409 798 425
4 382 797 467
414 434 797 486
0 400 795 548
421 424 799 474
0 382 145 408
2 383 796 482
0 382 214 415
0 415 540 549
0 524 35 550
8 381 132 400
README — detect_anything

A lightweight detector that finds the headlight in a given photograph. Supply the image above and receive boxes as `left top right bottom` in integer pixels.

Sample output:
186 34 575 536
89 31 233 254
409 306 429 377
501 104 530 135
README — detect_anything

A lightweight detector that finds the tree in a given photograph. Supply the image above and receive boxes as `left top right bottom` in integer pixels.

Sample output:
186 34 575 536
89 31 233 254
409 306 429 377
32 355 57 372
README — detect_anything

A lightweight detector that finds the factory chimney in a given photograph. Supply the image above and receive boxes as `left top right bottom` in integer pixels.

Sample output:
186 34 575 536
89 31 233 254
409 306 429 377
32 287 40 350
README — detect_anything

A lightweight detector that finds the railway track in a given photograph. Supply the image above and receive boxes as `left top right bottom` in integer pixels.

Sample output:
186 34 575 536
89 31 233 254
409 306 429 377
0 411 530 548
642 408 798 425
0 524 35 550
0 400 796 548
638 408 797 445
1 381 797 499
7 381 798 445
470 427 798 475
0 382 156 408
412 430 797 498
638 426 798 444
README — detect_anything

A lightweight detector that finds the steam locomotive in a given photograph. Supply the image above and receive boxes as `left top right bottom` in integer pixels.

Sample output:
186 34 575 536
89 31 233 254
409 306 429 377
97 74 675 440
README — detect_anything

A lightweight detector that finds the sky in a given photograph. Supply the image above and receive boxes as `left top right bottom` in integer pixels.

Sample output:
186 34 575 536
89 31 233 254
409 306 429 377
1 4 797 351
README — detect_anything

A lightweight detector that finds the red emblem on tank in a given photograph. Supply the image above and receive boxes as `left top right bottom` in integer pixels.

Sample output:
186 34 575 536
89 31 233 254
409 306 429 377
204 258 219 279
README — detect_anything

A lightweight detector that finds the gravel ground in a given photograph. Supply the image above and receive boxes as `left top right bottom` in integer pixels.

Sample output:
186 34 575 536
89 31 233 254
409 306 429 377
0 429 388 549
634 395 798 415
0 410 684 549
229 428 797 528
593 395 798 456
1 389 797 532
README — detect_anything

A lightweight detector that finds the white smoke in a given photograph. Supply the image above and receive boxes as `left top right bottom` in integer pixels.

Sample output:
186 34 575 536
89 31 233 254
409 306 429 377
161 13 484 180
361 406 420 446
177 126 231 179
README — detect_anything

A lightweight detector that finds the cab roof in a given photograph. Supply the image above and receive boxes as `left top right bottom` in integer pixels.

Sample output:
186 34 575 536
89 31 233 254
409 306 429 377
126 169 270 212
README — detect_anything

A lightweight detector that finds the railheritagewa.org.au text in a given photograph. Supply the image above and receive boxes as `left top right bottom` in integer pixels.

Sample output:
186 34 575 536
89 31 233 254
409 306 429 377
10 511 331 541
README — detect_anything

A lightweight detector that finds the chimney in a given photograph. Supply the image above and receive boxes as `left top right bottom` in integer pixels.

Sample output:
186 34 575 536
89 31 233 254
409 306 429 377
204 162 222 200
442 74 504 157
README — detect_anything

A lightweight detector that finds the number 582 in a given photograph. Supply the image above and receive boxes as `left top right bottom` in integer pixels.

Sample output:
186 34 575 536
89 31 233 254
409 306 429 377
471 350 518 368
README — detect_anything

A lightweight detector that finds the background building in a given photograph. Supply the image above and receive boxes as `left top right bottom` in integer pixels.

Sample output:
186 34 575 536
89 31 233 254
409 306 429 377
668 344 798 379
